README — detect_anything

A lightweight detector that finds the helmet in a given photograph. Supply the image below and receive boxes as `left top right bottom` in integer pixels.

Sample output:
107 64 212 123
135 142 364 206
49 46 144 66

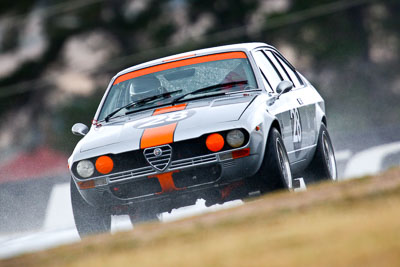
129 75 161 101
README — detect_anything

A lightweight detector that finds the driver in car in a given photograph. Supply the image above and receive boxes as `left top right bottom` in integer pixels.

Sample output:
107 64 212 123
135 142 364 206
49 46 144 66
129 75 164 101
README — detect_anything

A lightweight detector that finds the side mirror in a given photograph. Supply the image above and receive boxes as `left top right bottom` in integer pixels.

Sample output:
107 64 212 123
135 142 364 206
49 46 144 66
276 80 293 95
72 123 89 136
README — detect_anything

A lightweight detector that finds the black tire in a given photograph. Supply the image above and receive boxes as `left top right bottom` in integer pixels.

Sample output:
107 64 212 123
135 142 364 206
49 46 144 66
304 123 337 183
70 178 111 237
257 127 293 192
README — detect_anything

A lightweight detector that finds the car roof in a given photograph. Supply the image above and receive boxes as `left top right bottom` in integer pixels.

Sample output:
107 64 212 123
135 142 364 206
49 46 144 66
114 42 273 78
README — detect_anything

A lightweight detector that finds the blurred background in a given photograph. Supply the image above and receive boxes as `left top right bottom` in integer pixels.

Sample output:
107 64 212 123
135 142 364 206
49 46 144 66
0 0 399 232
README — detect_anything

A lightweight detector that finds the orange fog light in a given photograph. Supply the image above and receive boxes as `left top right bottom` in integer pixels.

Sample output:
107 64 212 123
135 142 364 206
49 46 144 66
96 155 114 174
206 133 225 152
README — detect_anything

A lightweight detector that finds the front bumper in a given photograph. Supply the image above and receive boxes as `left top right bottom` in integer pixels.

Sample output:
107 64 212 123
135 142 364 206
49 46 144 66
71 131 265 213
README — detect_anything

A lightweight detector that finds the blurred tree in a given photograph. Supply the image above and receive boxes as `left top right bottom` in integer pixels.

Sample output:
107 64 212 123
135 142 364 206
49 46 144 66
0 0 35 16
0 0 398 152
187 0 259 29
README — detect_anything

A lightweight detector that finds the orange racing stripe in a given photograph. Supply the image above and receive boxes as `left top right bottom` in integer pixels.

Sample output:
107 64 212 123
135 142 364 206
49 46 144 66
140 102 188 149
113 51 247 85
153 103 187 115
140 100 189 193
148 171 182 194
140 123 177 149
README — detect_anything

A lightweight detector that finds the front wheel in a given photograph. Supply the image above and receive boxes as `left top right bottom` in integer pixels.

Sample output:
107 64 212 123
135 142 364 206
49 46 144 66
70 178 111 237
304 123 337 183
257 127 293 192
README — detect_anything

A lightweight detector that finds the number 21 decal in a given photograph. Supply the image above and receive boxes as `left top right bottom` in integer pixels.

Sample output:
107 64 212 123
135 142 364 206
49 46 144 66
290 108 302 144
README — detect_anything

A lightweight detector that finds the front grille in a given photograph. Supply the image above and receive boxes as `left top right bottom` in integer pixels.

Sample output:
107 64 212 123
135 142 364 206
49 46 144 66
110 177 162 199
173 164 221 188
106 154 218 183
110 164 221 199
108 166 156 182
143 145 172 171
170 154 217 169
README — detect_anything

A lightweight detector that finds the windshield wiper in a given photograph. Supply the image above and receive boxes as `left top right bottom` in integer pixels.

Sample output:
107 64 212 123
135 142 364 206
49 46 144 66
171 80 248 105
104 89 182 122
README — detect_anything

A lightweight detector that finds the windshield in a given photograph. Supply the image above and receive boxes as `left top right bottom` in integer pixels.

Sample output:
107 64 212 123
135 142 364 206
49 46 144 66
98 51 257 121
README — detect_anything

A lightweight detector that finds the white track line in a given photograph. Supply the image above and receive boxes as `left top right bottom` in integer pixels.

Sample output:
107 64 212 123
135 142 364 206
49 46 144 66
44 183 75 230
344 141 400 179
0 227 79 259
335 149 352 161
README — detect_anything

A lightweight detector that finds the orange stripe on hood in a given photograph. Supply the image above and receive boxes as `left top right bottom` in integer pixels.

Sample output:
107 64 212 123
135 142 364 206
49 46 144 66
153 103 187 115
140 123 177 149
140 103 188 149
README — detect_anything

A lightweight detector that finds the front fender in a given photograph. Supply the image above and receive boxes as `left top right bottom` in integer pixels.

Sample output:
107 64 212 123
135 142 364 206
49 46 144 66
239 94 279 174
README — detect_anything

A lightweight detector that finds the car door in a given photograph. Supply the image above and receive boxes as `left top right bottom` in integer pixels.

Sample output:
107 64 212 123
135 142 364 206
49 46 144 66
252 49 295 158
266 50 319 164
252 48 317 165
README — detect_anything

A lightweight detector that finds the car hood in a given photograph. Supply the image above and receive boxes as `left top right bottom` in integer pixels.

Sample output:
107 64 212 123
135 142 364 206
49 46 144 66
78 95 256 153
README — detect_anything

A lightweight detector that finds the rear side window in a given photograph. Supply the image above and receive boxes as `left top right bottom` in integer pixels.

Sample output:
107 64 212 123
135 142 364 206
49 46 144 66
272 52 303 88
264 51 291 83
253 51 282 92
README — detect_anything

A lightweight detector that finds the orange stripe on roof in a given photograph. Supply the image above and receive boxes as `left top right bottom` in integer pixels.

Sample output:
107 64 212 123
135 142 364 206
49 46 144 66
140 123 177 149
153 103 187 115
114 51 247 85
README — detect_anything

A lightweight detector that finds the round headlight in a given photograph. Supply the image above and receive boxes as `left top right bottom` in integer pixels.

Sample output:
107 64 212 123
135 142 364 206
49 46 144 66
226 129 245 148
76 160 94 178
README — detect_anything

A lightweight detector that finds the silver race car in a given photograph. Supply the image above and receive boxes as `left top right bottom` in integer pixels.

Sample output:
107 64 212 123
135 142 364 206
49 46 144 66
69 43 337 236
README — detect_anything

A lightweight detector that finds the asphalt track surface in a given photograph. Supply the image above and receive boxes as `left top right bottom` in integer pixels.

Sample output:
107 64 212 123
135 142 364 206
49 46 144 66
1 133 400 259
